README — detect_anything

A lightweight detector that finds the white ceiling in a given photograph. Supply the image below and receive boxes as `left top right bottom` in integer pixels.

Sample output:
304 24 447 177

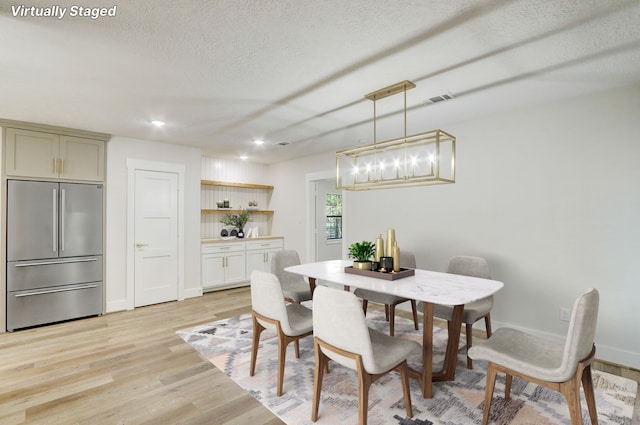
1 0 639 164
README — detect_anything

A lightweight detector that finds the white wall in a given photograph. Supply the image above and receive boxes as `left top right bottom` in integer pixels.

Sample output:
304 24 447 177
269 151 336 257
105 136 201 312
268 84 640 369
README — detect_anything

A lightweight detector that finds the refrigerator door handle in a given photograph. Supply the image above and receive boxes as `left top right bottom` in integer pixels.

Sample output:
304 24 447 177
14 284 98 297
61 188 66 253
13 258 98 267
53 188 58 253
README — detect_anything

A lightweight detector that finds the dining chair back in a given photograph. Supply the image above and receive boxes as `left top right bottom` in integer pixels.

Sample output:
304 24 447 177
354 251 419 336
250 270 313 396
270 249 312 303
311 285 420 425
468 288 599 425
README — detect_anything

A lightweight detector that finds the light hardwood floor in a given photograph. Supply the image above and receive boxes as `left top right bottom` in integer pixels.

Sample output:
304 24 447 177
0 287 284 425
0 287 637 424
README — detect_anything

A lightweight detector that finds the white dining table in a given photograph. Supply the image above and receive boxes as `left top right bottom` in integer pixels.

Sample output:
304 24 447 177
285 259 504 398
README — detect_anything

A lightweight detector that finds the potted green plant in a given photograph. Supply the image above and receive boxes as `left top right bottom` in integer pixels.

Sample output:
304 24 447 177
348 241 375 270
220 210 251 238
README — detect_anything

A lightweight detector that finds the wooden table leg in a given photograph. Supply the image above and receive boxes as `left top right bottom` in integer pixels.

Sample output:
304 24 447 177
433 304 463 382
308 277 317 294
409 303 463 397
417 302 434 398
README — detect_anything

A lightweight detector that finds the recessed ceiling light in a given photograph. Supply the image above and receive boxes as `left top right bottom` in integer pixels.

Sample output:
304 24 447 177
151 120 165 127
254 139 265 145
240 155 248 160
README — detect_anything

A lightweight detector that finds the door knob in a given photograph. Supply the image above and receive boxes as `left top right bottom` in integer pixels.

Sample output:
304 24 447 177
135 243 148 248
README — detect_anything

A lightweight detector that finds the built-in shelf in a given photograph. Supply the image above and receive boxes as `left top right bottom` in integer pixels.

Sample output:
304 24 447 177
201 180 274 190
201 209 274 215
201 179 275 239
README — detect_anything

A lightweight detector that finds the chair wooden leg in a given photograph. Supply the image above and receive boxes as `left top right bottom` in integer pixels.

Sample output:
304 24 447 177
398 361 413 418
362 299 368 316
312 338 325 422
466 323 474 369
389 304 396 336
357 368 372 425
581 365 598 425
410 300 419 331
504 374 513 400
294 339 300 358
277 331 288 396
250 314 264 377
484 313 492 337
482 363 498 425
560 373 583 425
384 304 390 321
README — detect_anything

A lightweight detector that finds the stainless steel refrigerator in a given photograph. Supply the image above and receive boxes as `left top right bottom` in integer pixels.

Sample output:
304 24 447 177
6 180 103 331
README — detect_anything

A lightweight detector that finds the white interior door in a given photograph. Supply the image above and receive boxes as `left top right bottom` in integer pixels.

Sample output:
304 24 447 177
134 170 178 307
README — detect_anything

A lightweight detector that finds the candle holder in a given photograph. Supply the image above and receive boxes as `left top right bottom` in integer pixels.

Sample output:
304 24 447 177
379 256 393 273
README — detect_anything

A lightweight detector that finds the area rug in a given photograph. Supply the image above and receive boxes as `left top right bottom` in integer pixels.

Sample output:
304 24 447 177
177 312 637 425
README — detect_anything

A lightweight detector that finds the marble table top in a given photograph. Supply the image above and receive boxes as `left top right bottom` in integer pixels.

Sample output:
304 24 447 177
285 260 503 305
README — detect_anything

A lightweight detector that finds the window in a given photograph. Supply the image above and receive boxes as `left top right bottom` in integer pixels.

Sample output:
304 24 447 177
325 193 342 240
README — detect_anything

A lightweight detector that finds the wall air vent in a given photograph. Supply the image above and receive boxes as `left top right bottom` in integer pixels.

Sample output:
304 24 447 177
426 92 455 104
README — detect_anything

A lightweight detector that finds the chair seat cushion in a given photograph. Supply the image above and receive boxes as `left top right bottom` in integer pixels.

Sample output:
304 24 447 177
467 327 569 381
321 327 420 374
282 285 312 303
354 288 409 306
285 303 313 335
367 328 421 374
423 297 492 324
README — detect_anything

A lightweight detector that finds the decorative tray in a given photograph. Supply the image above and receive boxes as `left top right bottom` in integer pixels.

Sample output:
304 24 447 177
344 266 415 281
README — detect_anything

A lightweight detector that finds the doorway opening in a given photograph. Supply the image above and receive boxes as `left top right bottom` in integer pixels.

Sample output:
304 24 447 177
306 170 346 262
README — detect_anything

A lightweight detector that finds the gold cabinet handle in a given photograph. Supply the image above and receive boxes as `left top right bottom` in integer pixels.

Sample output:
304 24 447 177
60 158 64 174
135 243 148 248
53 158 57 173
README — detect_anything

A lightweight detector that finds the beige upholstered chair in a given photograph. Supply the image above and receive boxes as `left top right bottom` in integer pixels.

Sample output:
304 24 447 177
468 288 599 425
249 270 313 396
419 255 493 368
354 251 419 336
270 249 313 303
311 285 421 425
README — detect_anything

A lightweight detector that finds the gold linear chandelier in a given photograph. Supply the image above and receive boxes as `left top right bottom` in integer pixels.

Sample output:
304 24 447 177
336 80 455 190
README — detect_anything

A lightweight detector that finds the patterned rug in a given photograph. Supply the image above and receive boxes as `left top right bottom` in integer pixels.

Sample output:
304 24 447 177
177 312 637 425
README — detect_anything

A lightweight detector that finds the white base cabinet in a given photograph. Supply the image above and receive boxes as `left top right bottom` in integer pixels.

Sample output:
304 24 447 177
245 239 284 276
201 238 283 291
201 243 246 290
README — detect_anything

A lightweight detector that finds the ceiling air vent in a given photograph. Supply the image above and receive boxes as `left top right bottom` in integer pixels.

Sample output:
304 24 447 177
275 141 291 146
425 92 455 104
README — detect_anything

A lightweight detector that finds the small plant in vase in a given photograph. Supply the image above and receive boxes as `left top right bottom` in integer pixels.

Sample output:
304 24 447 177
348 241 375 270
220 210 251 238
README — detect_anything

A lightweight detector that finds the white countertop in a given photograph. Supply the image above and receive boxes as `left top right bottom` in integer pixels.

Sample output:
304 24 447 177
285 259 504 305
201 236 283 244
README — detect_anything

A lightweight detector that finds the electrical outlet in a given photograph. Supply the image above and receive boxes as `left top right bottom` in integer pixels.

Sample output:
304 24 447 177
560 307 571 322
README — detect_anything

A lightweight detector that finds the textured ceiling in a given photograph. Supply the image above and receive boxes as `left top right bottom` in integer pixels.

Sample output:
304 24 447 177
1 0 639 163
